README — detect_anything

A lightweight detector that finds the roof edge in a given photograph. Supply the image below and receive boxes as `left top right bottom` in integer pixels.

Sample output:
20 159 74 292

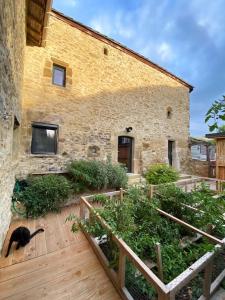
51 9 194 92
205 133 225 139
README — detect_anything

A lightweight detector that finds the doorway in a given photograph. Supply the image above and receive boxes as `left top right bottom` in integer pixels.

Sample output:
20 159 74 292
118 136 133 172
168 140 174 166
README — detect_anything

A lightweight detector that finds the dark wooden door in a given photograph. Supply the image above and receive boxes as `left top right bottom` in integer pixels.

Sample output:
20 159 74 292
168 140 174 166
118 136 133 172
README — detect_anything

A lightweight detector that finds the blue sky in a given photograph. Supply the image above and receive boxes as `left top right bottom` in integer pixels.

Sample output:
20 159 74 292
53 0 225 137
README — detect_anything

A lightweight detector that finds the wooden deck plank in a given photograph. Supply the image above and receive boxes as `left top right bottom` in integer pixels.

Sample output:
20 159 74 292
0 205 121 300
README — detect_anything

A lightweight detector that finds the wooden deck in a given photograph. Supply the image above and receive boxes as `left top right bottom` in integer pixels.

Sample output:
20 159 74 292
0 204 121 300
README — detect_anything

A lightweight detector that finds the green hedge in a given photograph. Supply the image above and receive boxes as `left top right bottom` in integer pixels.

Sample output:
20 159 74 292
16 175 71 218
68 159 128 192
145 163 179 184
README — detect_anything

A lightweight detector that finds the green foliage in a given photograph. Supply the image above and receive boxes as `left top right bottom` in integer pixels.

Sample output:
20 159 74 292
153 183 225 238
68 159 128 192
106 160 128 189
154 184 193 219
68 160 108 192
218 124 225 133
145 164 179 184
92 194 108 205
73 185 217 291
17 175 71 218
205 95 225 132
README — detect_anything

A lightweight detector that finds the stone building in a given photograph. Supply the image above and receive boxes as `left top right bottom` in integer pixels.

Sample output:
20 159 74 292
0 0 51 254
1 3 192 254
19 9 193 178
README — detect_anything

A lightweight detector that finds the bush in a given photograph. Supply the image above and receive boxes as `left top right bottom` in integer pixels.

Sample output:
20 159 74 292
68 159 128 191
106 161 128 189
145 164 179 184
17 175 71 218
68 160 108 192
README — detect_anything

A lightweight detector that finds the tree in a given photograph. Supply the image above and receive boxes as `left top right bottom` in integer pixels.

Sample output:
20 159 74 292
205 95 225 132
217 125 225 133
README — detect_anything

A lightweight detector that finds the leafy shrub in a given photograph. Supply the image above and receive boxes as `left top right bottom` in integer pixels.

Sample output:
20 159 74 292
17 175 71 218
68 159 128 191
71 185 216 297
145 163 179 185
106 161 128 189
92 194 108 205
68 160 108 192
153 184 193 219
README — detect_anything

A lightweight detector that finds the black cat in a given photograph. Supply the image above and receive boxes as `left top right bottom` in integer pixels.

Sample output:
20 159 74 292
5 226 44 257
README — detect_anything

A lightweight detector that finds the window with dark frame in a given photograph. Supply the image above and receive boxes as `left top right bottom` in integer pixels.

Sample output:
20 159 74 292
52 64 66 87
31 123 58 155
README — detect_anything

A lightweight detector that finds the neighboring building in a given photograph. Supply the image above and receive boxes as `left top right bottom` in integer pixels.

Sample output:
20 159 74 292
191 137 215 161
18 9 193 178
0 0 51 254
190 137 216 177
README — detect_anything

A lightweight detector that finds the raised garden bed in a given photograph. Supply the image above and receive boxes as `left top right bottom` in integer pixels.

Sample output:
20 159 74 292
76 187 225 300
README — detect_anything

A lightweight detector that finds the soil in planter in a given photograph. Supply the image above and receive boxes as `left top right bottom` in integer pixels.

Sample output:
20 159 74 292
99 240 119 271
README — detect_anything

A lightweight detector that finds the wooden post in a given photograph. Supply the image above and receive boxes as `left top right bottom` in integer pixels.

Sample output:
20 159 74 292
155 242 164 282
118 248 126 289
203 259 213 300
80 200 85 220
120 188 123 201
216 180 219 193
184 183 187 192
149 185 154 198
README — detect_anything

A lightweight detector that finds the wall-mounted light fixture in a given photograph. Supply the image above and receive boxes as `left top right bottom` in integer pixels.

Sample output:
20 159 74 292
126 127 133 133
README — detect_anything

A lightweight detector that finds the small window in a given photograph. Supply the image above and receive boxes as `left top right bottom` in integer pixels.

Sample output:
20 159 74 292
52 64 66 87
103 47 108 55
167 107 172 119
31 123 58 154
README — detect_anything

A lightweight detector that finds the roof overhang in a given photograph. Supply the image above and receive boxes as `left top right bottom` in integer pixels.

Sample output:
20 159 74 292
205 133 225 139
26 0 52 46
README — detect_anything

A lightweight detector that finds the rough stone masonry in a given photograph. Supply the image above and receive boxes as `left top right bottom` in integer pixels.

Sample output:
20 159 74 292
0 0 26 252
19 10 192 178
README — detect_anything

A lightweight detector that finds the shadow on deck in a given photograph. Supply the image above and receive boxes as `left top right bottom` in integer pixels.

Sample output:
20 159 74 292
0 204 121 300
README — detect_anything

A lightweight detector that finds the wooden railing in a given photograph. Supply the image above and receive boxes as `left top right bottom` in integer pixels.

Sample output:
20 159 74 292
148 176 225 198
79 190 225 300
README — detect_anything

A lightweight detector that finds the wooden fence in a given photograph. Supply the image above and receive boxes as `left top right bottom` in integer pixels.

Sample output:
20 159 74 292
148 176 225 198
79 189 225 300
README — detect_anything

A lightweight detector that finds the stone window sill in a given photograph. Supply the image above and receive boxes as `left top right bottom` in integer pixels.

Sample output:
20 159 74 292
28 154 59 158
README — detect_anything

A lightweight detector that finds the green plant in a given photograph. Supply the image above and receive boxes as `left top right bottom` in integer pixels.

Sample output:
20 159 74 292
68 160 108 191
145 164 179 185
106 160 128 189
70 185 219 297
17 175 71 218
68 159 128 192
92 194 108 205
205 95 225 132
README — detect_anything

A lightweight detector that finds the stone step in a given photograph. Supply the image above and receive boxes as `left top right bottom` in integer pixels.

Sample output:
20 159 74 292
127 173 142 179
179 174 193 180
128 174 146 186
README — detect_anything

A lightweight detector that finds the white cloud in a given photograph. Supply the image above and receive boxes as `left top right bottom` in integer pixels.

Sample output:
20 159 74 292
90 10 134 39
157 42 174 62
90 16 113 36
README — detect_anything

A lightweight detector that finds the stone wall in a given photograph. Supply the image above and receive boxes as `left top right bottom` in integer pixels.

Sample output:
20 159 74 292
0 1 26 253
19 12 191 177
190 159 210 177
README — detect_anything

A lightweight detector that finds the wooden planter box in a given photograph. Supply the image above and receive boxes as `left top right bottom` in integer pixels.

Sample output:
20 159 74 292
79 190 225 300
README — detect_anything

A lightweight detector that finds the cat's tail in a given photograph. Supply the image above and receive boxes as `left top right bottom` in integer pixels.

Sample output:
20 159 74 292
30 228 44 239
5 237 13 257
